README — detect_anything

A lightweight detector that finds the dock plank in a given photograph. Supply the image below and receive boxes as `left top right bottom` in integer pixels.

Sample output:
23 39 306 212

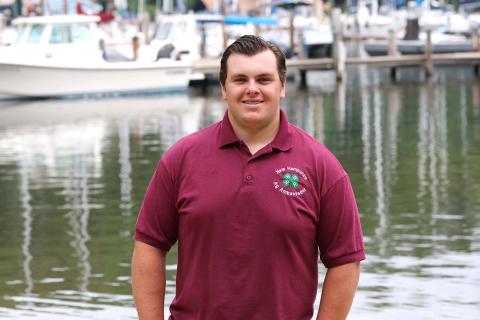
192 52 480 75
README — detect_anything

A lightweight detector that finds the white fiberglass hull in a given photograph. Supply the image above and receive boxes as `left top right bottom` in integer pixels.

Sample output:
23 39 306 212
0 60 191 98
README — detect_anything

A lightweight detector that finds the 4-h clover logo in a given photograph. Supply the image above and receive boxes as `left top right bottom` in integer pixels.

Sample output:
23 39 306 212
282 173 299 189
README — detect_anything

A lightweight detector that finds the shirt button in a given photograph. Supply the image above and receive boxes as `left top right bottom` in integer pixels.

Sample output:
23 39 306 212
245 175 253 181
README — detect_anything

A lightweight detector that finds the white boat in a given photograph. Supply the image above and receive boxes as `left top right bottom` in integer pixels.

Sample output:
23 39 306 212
364 31 474 56
0 60 191 98
363 4 475 57
0 14 191 99
143 13 226 62
1 15 106 64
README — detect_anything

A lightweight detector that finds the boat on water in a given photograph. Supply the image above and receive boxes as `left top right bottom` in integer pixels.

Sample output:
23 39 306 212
361 0 477 56
0 14 191 99
0 60 191 99
143 9 333 65
364 31 474 56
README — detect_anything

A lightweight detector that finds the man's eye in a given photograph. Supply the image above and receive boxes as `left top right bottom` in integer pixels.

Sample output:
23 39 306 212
258 78 271 84
233 78 246 83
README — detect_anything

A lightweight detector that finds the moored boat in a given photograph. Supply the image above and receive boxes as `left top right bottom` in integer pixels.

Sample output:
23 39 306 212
364 31 474 56
0 60 191 99
0 14 191 99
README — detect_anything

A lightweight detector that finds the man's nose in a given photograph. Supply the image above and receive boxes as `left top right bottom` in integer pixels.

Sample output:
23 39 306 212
246 80 259 94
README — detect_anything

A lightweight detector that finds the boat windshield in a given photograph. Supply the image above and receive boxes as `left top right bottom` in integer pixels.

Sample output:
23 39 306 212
15 24 28 43
25 24 44 44
155 22 173 41
50 23 92 44
71 23 92 43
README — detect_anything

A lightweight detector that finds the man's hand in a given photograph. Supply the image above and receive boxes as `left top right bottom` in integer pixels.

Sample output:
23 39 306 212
132 241 167 320
316 261 361 320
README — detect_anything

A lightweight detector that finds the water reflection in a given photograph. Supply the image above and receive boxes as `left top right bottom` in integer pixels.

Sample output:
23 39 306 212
335 77 346 131
19 150 33 296
386 83 401 191
65 152 92 293
417 79 450 220
0 70 480 319
310 93 325 143
0 96 202 319
118 120 132 214
360 65 371 185
372 70 388 256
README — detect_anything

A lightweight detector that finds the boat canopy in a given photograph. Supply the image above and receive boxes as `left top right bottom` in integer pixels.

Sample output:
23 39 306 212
12 14 100 25
223 15 277 26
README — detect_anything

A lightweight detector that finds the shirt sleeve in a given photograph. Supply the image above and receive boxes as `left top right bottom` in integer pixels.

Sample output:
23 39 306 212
317 175 365 268
135 159 178 252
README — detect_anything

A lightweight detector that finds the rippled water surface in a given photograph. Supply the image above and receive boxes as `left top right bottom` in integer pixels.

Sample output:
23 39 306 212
1 66 479 319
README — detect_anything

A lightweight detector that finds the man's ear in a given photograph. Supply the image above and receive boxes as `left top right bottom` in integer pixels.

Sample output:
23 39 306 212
280 82 286 99
221 84 227 100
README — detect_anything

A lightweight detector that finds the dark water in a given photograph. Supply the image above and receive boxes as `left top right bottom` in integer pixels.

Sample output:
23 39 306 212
0 66 479 319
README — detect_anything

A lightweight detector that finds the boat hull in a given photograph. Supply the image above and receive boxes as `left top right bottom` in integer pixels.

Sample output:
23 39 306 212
0 61 191 99
364 40 474 56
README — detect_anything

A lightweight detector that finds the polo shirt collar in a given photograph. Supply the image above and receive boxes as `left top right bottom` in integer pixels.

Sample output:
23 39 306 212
218 109 293 152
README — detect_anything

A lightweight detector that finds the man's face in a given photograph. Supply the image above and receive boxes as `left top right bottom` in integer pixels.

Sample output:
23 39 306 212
221 50 286 132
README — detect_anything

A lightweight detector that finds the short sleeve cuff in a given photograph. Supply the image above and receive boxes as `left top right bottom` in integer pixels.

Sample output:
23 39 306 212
322 249 366 268
135 230 174 252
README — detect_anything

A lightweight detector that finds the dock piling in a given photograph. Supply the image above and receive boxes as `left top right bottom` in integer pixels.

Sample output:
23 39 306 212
298 31 307 87
424 29 433 78
387 28 398 56
332 9 346 82
472 26 479 52
472 26 479 77
388 27 398 81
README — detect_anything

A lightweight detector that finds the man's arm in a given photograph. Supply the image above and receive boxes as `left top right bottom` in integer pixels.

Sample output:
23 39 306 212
132 240 167 320
316 261 361 320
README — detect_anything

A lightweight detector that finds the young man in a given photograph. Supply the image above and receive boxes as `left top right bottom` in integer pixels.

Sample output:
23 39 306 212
132 35 365 320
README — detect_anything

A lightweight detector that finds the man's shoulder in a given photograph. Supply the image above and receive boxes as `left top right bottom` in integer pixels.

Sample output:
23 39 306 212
288 123 344 171
179 121 220 145
289 123 330 154
163 121 221 161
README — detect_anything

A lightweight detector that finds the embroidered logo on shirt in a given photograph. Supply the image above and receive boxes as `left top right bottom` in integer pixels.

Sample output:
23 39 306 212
282 173 299 188
273 167 307 197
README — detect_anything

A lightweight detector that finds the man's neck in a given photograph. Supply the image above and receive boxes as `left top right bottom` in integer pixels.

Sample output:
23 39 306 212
228 112 280 155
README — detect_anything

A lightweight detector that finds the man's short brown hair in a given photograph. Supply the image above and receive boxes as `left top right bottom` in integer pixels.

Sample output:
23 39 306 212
219 35 286 86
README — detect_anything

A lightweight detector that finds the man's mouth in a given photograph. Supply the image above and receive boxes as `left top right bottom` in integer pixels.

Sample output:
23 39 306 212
242 100 263 105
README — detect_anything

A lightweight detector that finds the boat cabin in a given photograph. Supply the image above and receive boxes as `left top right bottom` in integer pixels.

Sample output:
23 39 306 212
1 15 104 64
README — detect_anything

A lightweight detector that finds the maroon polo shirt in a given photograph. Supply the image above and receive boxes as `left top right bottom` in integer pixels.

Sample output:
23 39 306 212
135 109 365 320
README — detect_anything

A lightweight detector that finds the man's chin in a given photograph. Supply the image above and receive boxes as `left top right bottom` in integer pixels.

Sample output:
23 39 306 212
240 115 269 128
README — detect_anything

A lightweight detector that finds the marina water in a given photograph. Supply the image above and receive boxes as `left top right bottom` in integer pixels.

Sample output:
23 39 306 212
0 65 479 319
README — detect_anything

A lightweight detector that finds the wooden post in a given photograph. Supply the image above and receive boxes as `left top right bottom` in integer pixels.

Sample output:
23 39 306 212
472 27 479 77
332 8 345 82
199 22 206 58
425 29 433 78
390 64 398 81
298 30 305 59
387 28 398 56
472 26 479 51
388 27 398 81
299 70 307 88
220 0 228 50
298 32 307 88
289 9 295 55
335 33 346 82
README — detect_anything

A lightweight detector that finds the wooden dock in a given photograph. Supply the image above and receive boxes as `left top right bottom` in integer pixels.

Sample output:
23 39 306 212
192 18 480 83
193 51 480 80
